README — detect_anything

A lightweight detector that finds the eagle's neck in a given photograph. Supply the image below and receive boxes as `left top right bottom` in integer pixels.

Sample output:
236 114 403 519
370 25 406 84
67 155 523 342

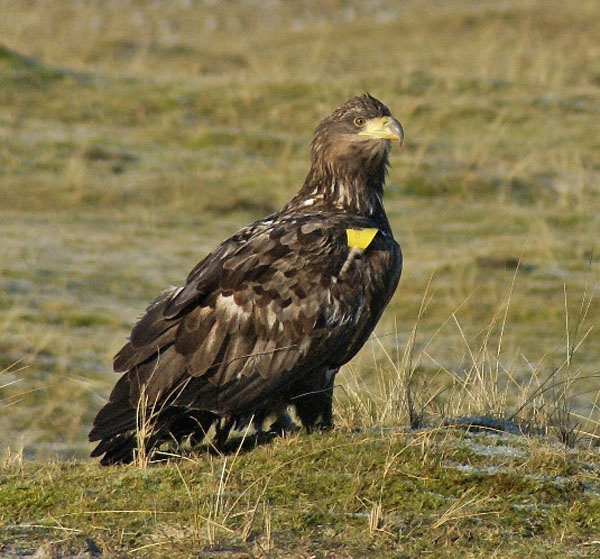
286 154 389 221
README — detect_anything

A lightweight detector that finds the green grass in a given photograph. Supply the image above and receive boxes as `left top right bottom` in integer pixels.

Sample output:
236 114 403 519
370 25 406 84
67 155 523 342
2 429 600 558
0 0 599 555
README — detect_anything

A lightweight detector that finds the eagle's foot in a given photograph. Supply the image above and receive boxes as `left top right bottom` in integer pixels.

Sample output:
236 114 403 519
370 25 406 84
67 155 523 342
318 421 334 432
268 412 300 436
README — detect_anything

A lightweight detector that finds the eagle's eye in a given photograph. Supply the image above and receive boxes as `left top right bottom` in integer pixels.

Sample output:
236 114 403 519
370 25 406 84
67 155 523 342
353 117 367 128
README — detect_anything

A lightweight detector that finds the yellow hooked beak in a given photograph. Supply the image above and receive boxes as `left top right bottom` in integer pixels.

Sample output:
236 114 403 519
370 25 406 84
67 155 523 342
357 116 404 145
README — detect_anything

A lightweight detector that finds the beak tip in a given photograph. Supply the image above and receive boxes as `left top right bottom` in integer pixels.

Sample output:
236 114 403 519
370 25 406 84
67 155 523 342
391 119 404 146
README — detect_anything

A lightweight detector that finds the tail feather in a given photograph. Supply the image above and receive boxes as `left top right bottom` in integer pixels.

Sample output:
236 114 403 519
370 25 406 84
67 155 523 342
89 392 218 465
88 401 137 442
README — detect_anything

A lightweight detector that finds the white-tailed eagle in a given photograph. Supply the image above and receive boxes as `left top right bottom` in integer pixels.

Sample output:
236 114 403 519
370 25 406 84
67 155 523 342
89 94 404 464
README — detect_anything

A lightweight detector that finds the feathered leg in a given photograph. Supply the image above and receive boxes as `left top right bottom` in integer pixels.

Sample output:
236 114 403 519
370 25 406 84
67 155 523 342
292 368 337 432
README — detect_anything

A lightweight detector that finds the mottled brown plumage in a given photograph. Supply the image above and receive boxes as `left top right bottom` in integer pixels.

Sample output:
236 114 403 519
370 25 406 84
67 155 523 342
89 94 404 465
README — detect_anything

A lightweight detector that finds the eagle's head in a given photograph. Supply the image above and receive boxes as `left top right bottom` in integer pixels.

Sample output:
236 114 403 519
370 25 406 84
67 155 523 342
311 93 404 175
288 94 404 216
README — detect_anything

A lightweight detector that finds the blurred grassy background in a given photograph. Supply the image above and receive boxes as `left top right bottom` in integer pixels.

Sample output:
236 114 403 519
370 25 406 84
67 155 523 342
0 0 598 459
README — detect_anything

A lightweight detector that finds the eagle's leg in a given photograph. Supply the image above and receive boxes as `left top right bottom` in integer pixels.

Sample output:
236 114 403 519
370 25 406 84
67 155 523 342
292 368 337 433
187 410 219 445
214 416 235 448
213 408 294 449
165 409 217 448
269 409 300 435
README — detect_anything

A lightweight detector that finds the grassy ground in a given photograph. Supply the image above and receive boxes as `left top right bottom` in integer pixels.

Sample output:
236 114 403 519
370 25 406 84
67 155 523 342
0 0 599 556
2 428 600 558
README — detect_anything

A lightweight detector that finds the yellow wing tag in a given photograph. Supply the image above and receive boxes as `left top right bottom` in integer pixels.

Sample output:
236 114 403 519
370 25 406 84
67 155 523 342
346 228 379 249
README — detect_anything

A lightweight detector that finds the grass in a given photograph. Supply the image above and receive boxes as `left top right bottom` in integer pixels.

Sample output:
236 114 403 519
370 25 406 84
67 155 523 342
0 0 599 556
2 429 600 557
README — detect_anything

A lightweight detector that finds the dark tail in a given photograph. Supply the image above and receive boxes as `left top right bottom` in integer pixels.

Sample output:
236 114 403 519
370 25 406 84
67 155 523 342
89 397 217 466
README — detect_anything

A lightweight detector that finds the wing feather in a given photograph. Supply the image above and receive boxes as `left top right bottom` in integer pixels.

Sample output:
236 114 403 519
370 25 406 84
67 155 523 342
113 323 178 372
129 287 179 346
128 344 188 404
185 319 228 377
